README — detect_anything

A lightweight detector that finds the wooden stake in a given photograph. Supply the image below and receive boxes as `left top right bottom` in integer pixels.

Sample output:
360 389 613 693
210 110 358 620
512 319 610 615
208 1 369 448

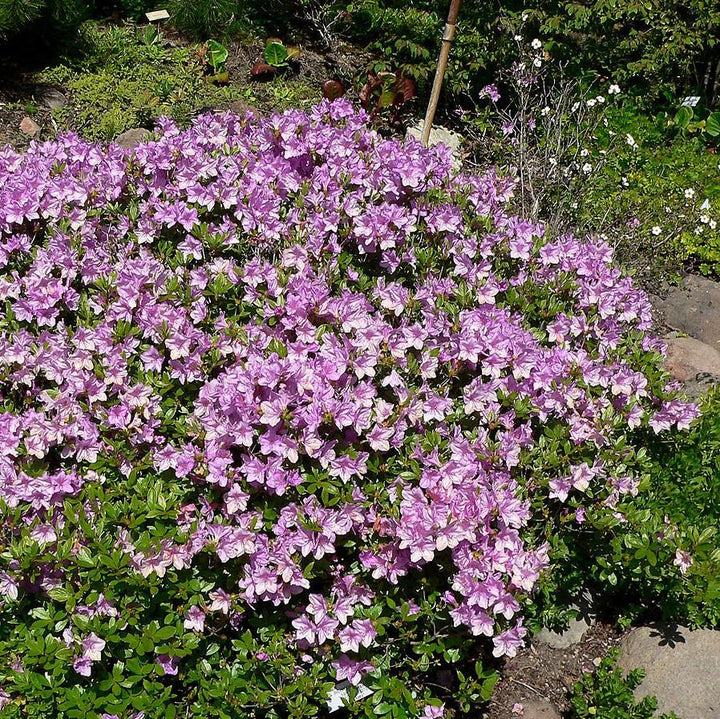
421 0 461 147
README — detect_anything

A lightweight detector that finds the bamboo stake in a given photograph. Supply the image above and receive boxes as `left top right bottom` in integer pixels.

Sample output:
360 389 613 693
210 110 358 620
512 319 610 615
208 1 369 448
421 0 462 147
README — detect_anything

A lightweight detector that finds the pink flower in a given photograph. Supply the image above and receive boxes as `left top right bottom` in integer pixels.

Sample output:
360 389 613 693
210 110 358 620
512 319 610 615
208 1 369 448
81 632 106 662
156 654 179 676
423 704 445 718
331 654 373 686
73 656 92 676
183 605 206 632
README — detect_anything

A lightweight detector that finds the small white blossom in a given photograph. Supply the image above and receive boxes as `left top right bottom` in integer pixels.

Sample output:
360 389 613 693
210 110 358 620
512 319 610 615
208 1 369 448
586 98 597 107
582 163 593 174
580 148 589 157
549 157 558 166
541 106 551 116
701 214 710 224
514 34 523 41
621 177 629 187
533 58 542 67
531 38 542 49
651 226 662 235
684 188 695 199
595 95 605 104
711 220 718 230
608 84 621 95
522 12 528 21
626 133 637 148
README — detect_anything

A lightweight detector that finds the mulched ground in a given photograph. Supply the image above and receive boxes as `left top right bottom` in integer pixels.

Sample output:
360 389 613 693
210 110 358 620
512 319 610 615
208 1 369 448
483 620 626 717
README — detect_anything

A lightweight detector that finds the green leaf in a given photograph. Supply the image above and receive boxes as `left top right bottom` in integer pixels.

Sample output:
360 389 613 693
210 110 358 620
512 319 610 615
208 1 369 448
264 41 289 67
675 106 694 129
207 40 228 71
706 112 720 137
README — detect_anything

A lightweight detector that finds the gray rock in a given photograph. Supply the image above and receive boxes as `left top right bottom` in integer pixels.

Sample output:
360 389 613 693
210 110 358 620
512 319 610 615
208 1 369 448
664 335 720 382
19 116 41 138
654 275 720 349
521 699 562 719
406 120 462 170
114 128 151 149
535 613 593 650
618 624 720 718
39 87 68 110
535 594 595 649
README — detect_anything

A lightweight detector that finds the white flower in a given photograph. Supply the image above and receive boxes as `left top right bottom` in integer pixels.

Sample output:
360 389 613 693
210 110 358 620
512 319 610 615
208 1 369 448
684 188 695 199
580 148 589 157
582 163 593 174
621 177 629 187
608 84 621 95
626 133 637 148
711 220 718 230
522 12 528 21
540 106 551 116
595 95 605 104
514 34 523 41
531 38 542 49
533 58 542 67
570 202 578 209
651 226 662 235
549 157 558 166
701 214 710 224
586 98 597 107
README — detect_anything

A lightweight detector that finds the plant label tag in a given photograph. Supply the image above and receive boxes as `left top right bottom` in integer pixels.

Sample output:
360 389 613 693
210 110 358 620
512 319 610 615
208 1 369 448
681 96 700 107
145 9 170 21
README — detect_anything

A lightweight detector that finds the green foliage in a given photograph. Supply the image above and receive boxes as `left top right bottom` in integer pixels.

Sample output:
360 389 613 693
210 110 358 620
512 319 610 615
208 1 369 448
0 0 91 48
38 23 248 141
264 39 290 67
570 104 720 278
532 388 720 633
528 0 720 108
168 0 244 41
206 38 228 72
568 649 679 719
342 0 504 100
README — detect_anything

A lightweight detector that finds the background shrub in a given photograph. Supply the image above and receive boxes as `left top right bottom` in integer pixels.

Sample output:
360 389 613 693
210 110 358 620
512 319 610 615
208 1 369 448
168 0 245 41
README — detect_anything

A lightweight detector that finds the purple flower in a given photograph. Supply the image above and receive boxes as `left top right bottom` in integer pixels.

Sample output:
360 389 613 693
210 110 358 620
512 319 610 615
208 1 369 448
73 656 92 676
183 605 206 632
480 84 501 102
331 654 373 686
80 632 106 662
156 654 179 676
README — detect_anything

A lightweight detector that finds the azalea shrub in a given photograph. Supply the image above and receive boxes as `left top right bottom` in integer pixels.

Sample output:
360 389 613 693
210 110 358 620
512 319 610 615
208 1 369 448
0 100 699 718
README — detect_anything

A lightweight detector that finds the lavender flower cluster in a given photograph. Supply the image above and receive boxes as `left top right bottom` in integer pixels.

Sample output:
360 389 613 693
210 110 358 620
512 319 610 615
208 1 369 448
0 100 697 702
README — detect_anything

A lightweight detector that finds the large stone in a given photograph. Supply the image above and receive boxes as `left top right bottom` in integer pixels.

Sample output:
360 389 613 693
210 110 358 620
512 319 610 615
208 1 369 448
664 335 720 382
534 595 595 649
618 624 720 718
114 128 151 149
654 275 720 349
663 335 720 397
406 120 462 170
521 700 562 719
19 116 41 138
39 87 68 110
535 613 593 650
